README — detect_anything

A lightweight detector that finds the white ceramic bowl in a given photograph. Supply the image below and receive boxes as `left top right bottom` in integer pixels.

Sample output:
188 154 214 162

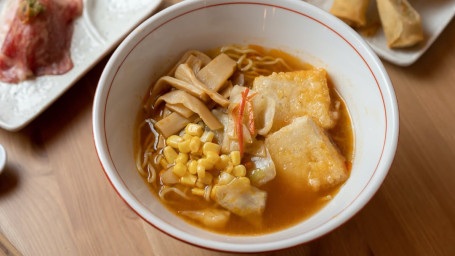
93 0 399 252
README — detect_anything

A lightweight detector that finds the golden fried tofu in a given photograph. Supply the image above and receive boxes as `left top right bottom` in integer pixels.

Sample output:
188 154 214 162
265 116 348 192
252 69 338 132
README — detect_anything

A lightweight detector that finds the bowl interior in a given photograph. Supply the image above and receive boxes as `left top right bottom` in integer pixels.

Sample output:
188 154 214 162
93 0 398 252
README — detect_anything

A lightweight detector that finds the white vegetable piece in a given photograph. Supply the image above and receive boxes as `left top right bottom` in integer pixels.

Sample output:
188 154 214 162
180 209 230 229
214 177 267 218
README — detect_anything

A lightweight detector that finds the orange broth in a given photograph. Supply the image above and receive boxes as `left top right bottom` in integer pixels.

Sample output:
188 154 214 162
135 45 353 235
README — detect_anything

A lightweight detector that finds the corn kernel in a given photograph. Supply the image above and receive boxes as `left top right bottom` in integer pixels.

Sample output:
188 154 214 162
163 146 178 163
233 164 246 177
224 162 234 174
166 135 183 148
178 139 191 153
203 142 221 155
218 172 235 185
237 176 251 185
190 137 201 154
191 188 206 196
172 162 187 177
197 164 205 178
176 153 188 164
159 158 169 169
215 161 226 171
196 146 203 157
220 154 230 164
188 160 198 174
205 151 220 165
180 173 197 186
182 134 192 141
189 154 199 161
185 123 204 137
215 154 230 170
198 172 213 185
230 151 241 165
195 181 205 188
198 158 213 170
210 185 219 200
200 131 215 143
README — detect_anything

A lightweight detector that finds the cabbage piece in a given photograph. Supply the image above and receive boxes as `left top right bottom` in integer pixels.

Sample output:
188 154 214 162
160 167 179 185
251 93 275 136
211 108 228 143
180 209 230 229
229 85 253 105
229 85 275 136
245 138 266 157
249 147 276 187
218 85 256 153
214 177 267 218
212 108 250 154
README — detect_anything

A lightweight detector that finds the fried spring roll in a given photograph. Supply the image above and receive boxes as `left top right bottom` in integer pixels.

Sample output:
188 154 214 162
376 0 424 48
330 0 370 28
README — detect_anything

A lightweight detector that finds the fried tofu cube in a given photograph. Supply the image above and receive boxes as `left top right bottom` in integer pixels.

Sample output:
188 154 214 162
265 116 348 192
252 69 338 132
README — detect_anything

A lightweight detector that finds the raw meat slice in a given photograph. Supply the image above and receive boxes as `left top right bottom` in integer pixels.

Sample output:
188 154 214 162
0 0 82 83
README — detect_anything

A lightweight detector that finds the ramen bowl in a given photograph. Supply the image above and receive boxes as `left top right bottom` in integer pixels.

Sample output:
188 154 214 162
92 0 398 252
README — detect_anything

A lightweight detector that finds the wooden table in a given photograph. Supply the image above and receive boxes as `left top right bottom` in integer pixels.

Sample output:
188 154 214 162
1 1 455 255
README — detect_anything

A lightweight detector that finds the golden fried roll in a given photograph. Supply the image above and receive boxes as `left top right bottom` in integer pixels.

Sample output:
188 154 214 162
376 0 424 48
330 0 370 28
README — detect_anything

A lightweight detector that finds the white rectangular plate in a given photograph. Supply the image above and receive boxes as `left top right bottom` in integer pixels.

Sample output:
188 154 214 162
306 0 455 66
0 0 162 131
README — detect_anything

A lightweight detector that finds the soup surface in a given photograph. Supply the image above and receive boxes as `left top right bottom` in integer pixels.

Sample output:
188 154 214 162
135 45 353 235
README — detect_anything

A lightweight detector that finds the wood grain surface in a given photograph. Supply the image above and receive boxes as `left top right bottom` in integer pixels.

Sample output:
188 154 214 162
1 1 455 255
